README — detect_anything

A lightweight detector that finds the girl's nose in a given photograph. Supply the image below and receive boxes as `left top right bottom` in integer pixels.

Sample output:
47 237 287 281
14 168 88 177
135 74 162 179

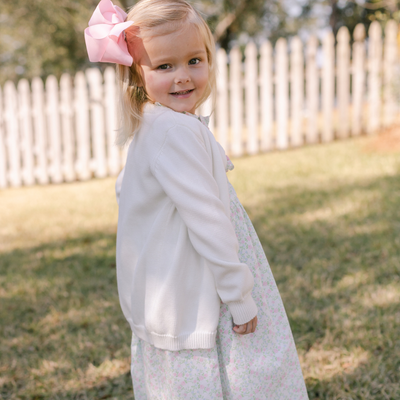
174 68 191 84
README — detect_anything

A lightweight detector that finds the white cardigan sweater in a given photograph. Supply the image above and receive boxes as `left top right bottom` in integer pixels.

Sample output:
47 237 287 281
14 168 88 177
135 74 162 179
116 103 257 351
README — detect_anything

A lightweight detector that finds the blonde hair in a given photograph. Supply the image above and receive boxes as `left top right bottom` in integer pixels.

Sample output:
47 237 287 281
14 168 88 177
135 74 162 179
115 0 217 146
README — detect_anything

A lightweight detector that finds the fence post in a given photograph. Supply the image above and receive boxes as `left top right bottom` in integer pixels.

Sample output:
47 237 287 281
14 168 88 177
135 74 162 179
229 46 243 157
322 31 335 142
32 77 48 184
306 35 319 143
383 20 398 127
74 71 91 180
276 38 288 149
290 36 304 147
46 75 63 183
352 23 366 136
337 27 350 138
0 86 6 188
60 73 76 182
18 79 35 185
4 81 21 187
260 40 273 151
216 48 229 151
368 21 382 134
104 67 121 175
245 42 259 154
87 68 107 178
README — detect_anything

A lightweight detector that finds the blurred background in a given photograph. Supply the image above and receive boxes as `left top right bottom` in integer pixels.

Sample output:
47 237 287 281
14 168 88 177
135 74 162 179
1 0 400 83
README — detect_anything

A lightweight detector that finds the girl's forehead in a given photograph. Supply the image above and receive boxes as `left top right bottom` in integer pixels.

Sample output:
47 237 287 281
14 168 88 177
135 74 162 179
128 22 207 65
144 25 205 55
142 22 203 44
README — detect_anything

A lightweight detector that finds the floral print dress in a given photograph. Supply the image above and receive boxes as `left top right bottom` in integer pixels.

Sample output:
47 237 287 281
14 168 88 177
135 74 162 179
130 108 308 399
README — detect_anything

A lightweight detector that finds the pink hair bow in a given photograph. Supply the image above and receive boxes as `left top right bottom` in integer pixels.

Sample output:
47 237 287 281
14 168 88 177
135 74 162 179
84 0 134 66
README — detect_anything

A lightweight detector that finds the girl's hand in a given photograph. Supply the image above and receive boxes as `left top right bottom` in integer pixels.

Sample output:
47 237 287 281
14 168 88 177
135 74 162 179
233 316 258 335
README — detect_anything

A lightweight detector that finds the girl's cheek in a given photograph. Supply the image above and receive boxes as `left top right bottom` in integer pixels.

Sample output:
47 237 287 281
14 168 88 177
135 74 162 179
148 73 170 92
193 67 209 85
160 75 173 90
195 69 208 90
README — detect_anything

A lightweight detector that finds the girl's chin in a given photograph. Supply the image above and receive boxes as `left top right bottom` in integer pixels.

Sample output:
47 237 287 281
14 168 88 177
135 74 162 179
169 104 196 114
152 99 196 114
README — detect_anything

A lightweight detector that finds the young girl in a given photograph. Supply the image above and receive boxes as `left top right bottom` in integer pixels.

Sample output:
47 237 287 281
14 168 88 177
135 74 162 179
85 0 309 398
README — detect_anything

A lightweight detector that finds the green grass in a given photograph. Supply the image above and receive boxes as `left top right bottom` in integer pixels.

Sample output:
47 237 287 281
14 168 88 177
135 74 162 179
1 135 399 399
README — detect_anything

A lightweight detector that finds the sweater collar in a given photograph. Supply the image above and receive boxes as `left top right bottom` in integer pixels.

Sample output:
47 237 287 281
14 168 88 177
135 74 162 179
153 102 210 129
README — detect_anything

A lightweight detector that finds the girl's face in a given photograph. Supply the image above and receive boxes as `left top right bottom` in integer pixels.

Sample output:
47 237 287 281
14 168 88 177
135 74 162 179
133 24 209 114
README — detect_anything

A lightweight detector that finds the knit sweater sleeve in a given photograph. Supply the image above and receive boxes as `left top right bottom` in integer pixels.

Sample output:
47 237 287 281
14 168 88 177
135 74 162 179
151 123 257 325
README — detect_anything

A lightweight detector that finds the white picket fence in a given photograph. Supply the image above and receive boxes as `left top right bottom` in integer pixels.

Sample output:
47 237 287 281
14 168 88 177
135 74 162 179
0 21 399 189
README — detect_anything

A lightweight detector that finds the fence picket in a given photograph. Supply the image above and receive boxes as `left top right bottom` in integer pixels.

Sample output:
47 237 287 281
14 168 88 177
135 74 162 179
368 21 382 134
104 67 121 175
276 38 288 149
18 79 35 185
383 20 398 127
322 31 335 142
352 24 366 136
60 73 76 182
32 77 48 184
306 36 318 143
260 41 273 152
4 81 21 187
337 27 350 138
245 42 259 154
74 71 91 180
216 48 229 151
0 86 6 188
230 46 243 156
46 75 63 183
87 68 107 178
290 36 304 147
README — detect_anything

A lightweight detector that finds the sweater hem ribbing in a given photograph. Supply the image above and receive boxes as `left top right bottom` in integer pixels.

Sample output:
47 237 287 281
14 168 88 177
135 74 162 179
132 324 217 351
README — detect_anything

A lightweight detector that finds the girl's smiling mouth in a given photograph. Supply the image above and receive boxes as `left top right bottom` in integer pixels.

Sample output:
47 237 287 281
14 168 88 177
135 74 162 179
170 89 195 98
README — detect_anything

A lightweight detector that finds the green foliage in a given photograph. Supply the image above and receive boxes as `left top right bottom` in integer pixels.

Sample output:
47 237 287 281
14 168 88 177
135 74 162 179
192 0 315 49
0 0 102 84
324 0 400 37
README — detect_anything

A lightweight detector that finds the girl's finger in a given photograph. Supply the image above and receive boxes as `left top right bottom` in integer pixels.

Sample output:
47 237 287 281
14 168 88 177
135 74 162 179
248 317 257 334
233 324 245 334
252 316 257 333
246 321 252 334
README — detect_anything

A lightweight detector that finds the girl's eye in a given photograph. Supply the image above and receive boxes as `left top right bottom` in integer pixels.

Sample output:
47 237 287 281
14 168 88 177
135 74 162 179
189 58 200 65
157 64 171 70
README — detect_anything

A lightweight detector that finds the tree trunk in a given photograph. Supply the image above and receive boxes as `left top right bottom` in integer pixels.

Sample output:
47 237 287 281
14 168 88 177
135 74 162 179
329 0 339 35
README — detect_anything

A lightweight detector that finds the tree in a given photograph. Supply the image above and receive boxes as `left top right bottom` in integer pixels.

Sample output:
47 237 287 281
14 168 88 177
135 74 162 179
0 0 99 84
197 0 316 50
326 0 400 37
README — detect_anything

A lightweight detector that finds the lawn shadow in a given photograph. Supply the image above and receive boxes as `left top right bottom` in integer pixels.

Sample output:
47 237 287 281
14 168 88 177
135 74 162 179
247 172 400 398
1 232 134 399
